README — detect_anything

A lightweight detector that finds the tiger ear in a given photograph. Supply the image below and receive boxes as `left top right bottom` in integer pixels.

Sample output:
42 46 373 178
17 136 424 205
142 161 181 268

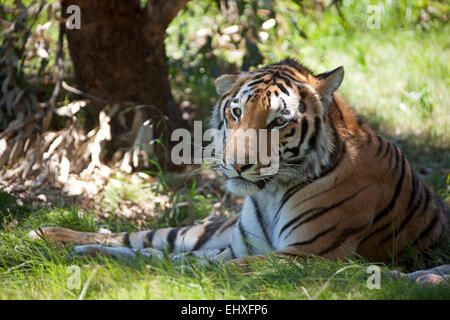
315 66 344 103
215 73 244 95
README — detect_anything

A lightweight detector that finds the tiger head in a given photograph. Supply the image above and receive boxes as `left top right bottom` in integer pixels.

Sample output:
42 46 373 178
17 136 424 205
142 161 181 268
211 59 344 196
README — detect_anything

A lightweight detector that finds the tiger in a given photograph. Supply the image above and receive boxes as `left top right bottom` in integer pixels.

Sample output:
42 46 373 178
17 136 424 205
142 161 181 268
31 59 450 283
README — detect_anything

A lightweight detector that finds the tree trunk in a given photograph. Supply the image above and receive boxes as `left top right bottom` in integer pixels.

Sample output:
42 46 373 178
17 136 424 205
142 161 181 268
61 0 188 165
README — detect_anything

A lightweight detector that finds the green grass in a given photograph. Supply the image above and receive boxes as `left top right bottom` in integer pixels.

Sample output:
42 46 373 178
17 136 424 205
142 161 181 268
0 202 449 300
1 0 449 299
0 181 449 300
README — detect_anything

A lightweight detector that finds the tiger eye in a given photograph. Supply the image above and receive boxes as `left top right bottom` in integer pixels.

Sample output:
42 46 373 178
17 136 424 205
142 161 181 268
231 107 242 119
274 117 287 126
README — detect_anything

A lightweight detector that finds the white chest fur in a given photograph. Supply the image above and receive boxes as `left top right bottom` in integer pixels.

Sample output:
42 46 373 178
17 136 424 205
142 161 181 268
229 184 309 257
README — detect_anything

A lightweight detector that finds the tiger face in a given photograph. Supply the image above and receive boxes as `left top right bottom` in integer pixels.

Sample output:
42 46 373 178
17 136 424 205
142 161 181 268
211 59 344 196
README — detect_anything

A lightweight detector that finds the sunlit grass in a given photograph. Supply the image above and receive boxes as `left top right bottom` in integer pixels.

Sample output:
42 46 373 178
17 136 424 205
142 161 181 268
1 225 449 299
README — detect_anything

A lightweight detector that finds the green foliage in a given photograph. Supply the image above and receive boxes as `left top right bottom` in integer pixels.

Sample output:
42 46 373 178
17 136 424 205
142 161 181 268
402 84 434 119
0 0 64 130
32 207 98 232
0 190 30 229
155 179 216 228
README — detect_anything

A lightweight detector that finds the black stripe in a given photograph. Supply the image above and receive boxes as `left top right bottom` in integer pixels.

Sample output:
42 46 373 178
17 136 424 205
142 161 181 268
373 152 406 224
217 92 231 108
356 114 365 125
273 181 308 226
250 197 272 248
412 211 439 247
287 225 336 247
193 222 222 251
380 184 430 244
319 225 368 255
381 142 392 159
123 232 131 247
362 128 372 145
281 186 369 239
222 97 232 121
272 75 295 89
387 145 395 168
397 172 427 233
392 146 400 172
278 208 323 237
228 244 236 259
247 79 266 87
284 117 308 157
238 221 252 254
180 225 193 236
283 127 296 138
271 70 293 86
276 82 290 95
177 226 194 250
360 222 392 245
291 181 344 211
280 97 288 110
279 75 292 87
246 77 268 87
403 186 429 230
375 135 384 156
278 67 304 82
319 118 345 177
167 227 181 251
307 117 322 151
278 71 304 84
251 71 273 79
146 230 156 247
407 168 419 210
217 216 238 235
299 117 309 144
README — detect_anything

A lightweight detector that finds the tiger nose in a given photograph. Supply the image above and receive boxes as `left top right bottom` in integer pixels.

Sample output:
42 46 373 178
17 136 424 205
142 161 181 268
232 163 253 174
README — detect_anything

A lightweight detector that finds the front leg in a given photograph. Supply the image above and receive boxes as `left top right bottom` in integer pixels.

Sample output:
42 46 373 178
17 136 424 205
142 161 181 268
71 244 164 260
30 215 237 253
71 244 233 266
390 265 450 285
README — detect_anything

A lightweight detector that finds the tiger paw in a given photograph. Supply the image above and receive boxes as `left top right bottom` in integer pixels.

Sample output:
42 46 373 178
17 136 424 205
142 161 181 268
390 264 450 285
71 245 164 261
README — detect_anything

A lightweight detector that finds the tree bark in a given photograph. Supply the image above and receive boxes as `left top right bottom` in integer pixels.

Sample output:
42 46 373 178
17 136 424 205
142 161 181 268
61 0 188 164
